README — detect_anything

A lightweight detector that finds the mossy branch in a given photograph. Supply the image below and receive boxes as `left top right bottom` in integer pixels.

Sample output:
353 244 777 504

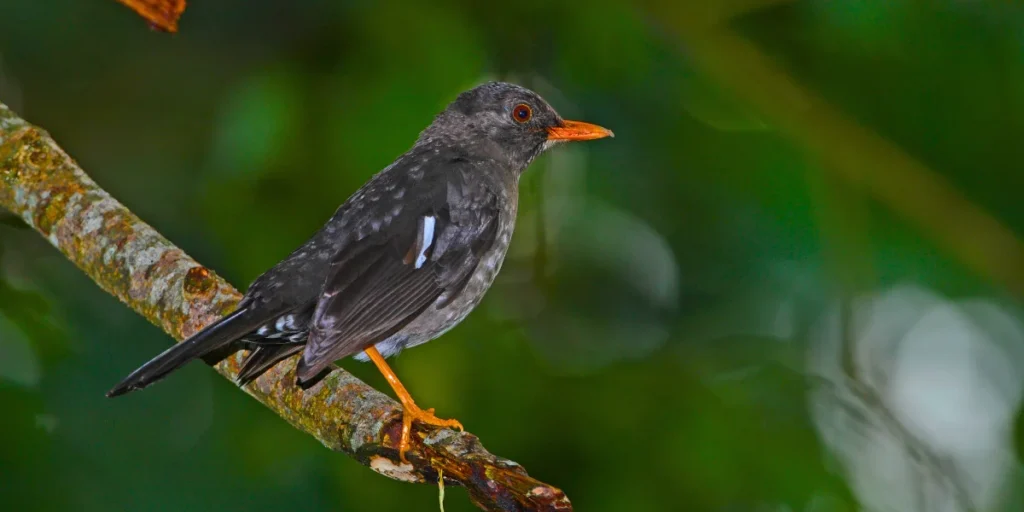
0 102 571 512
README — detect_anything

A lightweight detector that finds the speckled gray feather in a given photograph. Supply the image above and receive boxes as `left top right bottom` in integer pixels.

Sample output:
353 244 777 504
107 82 570 395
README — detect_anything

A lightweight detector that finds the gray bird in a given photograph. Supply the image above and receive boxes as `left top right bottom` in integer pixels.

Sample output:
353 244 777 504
107 81 613 460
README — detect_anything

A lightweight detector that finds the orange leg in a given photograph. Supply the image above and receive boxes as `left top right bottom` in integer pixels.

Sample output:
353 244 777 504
364 346 463 462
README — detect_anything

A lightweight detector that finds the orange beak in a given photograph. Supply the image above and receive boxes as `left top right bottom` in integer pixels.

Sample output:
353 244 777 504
546 120 615 141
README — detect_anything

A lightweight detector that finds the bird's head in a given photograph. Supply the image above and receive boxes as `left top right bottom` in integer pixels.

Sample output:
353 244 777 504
421 82 613 173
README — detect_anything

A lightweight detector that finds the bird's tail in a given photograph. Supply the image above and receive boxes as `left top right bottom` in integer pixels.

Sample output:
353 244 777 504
106 306 260 397
235 344 304 387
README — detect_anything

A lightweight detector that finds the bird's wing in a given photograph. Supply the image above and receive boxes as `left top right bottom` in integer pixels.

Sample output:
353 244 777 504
296 164 501 382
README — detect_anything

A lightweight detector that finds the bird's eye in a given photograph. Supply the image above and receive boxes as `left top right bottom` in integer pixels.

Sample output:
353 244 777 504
512 104 532 123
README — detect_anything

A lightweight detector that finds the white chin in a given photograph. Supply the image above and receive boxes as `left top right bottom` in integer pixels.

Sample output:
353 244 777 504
541 139 563 152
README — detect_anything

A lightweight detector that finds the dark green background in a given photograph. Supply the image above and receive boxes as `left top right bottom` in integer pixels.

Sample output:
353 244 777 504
1 1 1022 510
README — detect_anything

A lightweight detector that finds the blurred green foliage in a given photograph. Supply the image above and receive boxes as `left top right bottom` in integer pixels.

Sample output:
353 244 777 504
1 0 1023 510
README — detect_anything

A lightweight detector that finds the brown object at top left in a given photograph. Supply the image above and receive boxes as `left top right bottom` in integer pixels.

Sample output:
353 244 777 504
116 0 187 33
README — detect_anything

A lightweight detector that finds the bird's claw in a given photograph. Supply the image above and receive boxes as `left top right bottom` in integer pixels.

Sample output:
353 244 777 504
421 408 464 430
398 404 464 462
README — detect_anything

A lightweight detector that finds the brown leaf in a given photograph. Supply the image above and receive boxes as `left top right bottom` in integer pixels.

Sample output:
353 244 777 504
115 0 187 33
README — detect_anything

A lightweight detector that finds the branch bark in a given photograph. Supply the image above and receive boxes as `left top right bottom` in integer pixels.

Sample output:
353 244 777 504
0 102 571 512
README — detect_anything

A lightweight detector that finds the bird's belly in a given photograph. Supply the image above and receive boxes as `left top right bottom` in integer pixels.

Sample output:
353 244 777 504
411 252 505 339
355 207 516 360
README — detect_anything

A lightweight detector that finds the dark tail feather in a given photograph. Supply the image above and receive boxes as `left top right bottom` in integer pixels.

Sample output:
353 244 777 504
236 344 304 387
107 306 260 397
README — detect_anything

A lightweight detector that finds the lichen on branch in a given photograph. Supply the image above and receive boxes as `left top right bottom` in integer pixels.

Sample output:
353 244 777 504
0 101 571 512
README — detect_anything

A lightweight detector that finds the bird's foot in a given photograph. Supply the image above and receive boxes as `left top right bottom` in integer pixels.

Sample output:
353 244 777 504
362 346 464 462
398 403 463 463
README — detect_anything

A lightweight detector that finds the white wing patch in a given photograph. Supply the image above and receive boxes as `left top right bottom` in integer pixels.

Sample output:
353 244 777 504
252 314 301 340
415 216 436 269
